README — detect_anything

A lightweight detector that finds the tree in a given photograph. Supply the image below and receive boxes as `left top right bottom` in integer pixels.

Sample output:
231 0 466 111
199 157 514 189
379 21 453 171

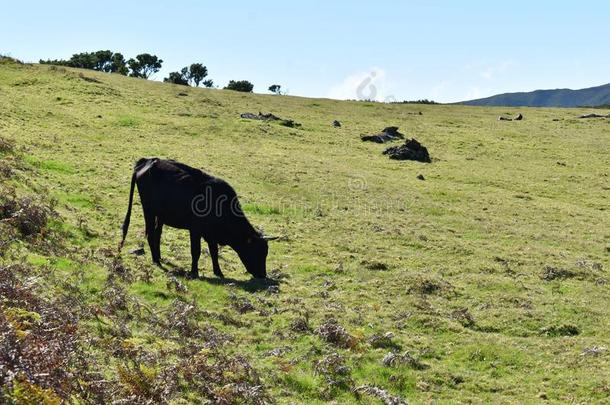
268 84 282 95
224 80 254 92
188 63 208 87
202 79 214 88
163 67 189 86
40 50 129 75
110 52 128 75
128 53 163 79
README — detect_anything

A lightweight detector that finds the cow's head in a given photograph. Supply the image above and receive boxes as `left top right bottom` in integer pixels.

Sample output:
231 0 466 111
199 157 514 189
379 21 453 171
235 233 278 279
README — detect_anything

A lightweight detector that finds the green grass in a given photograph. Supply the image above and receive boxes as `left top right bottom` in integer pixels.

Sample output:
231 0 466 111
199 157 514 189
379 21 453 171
1 62 609 403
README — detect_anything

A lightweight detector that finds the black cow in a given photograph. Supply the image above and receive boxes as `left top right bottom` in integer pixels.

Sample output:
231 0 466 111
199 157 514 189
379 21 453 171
120 158 275 279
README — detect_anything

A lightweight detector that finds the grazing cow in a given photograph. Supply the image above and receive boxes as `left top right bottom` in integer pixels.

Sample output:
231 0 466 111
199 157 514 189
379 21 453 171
120 158 276 279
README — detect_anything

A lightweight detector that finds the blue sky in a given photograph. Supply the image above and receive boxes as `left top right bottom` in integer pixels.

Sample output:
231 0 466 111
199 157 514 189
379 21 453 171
2 0 609 102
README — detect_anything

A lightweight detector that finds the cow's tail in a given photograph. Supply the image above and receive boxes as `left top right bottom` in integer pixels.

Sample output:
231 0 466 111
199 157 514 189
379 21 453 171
119 169 137 251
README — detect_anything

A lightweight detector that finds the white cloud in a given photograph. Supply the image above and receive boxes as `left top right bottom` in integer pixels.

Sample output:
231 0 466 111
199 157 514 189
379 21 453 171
328 67 390 101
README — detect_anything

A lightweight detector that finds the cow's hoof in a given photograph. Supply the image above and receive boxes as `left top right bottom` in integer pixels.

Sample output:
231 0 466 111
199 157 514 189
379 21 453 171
214 272 225 279
187 272 199 280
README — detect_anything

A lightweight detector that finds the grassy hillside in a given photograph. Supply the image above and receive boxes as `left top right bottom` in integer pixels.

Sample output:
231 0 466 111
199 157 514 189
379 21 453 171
462 82 610 107
1 60 609 403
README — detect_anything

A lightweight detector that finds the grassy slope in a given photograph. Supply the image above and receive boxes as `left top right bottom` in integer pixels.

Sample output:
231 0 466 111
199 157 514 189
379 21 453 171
1 62 609 403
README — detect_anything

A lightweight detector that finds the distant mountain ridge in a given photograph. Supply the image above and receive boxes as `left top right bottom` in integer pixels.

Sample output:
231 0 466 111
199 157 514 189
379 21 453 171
461 83 610 107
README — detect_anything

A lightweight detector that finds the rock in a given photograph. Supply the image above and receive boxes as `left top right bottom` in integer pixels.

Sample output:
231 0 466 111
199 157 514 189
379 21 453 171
280 119 301 128
129 247 145 256
361 126 405 143
498 113 523 121
383 138 431 163
240 112 300 127
578 113 610 119
332 120 341 127
417 174 425 180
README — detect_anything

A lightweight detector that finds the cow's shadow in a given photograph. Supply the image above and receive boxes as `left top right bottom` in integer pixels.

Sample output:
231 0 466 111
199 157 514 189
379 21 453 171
159 261 278 293
201 275 278 293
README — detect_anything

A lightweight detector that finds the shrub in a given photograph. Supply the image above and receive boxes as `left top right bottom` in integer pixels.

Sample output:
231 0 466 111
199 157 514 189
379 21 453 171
163 68 189 86
224 80 254 92
315 318 357 348
314 353 353 395
0 137 14 153
0 190 52 238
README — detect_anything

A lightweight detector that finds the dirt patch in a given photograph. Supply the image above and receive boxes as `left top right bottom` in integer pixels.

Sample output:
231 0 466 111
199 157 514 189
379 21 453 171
383 138 431 162
361 126 405 143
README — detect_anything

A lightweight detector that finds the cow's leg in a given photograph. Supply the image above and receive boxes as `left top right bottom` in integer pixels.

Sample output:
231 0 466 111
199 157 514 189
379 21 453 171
189 230 201 279
208 242 224 278
152 219 163 263
144 213 161 265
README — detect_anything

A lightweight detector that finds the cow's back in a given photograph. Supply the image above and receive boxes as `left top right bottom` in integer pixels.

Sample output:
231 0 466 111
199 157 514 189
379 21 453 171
135 158 213 230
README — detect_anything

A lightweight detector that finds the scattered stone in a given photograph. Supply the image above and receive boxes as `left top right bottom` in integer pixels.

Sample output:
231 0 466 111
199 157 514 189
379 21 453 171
332 120 342 127
240 112 301 127
177 92 188 96
578 113 610 119
383 138 431 162
361 126 405 143
498 113 524 121
556 161 566 166
580 346 607 357
416 174 425 180
129 246 145 256
280 119 301 128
